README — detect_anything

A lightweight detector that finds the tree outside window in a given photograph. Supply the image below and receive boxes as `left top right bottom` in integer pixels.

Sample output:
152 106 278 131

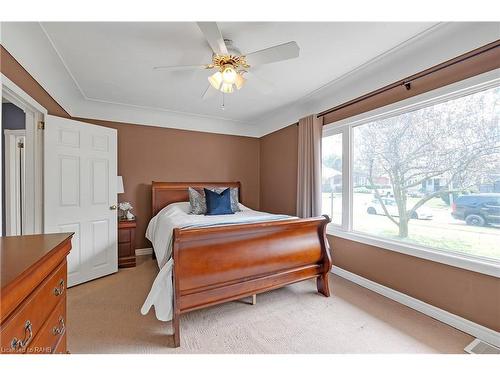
350 86 499 260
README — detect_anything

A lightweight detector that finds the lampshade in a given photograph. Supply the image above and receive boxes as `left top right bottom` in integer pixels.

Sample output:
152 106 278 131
234 73 246 90
117 176 124 194
220 82 234 94
208 71 223 90
221 65 237 84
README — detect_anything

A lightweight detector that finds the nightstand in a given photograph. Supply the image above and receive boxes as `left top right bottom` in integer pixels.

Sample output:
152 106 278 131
118 220 136 268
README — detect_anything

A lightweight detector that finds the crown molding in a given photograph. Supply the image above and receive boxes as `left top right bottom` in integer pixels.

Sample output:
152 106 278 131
38 22 89 101
1 22 83 115
296 23 445 105
38 22 259 129
73 97 261 137
255 22 500 137
2 22 499 138
1 22 262 137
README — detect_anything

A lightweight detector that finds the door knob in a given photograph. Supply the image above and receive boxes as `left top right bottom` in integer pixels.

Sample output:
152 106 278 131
110 205 117 210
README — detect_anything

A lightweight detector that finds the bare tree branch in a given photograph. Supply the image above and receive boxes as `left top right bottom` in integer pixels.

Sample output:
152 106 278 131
354 85 500 238
368 159 399 227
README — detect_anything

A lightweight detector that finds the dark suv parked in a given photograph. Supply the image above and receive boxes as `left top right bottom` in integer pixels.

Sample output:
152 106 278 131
451 194 500 226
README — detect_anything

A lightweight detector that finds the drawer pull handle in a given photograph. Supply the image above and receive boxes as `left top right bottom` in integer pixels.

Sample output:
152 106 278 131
53 279 65 296
10 320 33 350
52 316 65 336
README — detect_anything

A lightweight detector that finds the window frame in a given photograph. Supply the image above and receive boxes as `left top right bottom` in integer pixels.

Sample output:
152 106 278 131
322 69 500 277
321 128 347 229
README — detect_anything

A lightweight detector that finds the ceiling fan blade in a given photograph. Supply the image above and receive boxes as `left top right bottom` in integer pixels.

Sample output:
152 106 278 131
245 71 274 94
202 84 219 100
153 64 208 71
197 22 228 55
245 41 299 67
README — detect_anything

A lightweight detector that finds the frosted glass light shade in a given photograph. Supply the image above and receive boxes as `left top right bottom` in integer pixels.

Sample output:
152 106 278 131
220 82 234 94
234 73 246 90
208 71 223 90
221 65 237 84
117 176 124 194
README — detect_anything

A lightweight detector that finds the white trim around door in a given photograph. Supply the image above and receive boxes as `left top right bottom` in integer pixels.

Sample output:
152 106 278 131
1 74 47 234
4 129 26 235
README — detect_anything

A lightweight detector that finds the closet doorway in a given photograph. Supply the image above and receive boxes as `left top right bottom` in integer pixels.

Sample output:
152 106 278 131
1 76 45 236
2 99 26 235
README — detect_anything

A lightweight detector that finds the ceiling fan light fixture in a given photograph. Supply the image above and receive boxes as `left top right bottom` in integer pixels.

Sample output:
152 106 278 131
208 71 223 90
155 23 299 102
234 73 246 90
220 82 234 94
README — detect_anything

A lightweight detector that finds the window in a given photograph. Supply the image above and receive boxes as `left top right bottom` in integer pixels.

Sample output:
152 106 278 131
321 133 343 224
322 78 500 271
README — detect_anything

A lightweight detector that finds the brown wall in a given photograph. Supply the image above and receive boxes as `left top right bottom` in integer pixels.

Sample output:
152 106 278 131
259 124 298 216
259 125 298 216
258 124 500 332
75 118 260 248
1 44 260 249
329 236 500 332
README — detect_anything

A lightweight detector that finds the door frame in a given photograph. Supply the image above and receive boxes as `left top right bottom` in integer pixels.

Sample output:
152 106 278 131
4 129 26 235
1 74 46 234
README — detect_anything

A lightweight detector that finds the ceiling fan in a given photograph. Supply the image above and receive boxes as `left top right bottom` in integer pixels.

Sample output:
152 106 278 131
153 22 300 99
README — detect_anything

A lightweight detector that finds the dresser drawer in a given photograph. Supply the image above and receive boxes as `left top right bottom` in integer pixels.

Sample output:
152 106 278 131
26 298 66 354
0 261 67 353
118 229 131 243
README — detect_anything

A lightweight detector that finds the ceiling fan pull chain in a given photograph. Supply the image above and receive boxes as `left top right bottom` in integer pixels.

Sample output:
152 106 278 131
221 93 225 110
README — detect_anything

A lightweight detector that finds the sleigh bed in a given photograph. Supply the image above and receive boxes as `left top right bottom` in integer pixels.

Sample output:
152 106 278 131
146 181 332 347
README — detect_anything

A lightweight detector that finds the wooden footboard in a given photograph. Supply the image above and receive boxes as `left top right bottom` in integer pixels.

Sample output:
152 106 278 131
171 215 332 347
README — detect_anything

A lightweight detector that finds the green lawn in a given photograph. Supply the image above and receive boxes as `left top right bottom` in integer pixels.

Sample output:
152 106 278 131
323 192 500 260
352 195 500 260
376 227 500 260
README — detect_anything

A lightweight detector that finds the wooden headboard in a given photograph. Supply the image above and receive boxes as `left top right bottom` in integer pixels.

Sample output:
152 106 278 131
151 181 241 216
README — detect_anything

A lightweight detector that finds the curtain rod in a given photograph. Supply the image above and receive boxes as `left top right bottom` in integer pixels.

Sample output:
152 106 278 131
317 39 500 118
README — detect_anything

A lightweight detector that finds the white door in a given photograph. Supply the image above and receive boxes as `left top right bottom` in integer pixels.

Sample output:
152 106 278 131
44 115 118 287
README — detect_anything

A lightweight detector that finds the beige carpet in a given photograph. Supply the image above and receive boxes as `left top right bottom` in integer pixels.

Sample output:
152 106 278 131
67 256 472 353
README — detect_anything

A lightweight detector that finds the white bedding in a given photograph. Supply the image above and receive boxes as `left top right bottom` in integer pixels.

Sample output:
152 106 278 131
140 202 293 321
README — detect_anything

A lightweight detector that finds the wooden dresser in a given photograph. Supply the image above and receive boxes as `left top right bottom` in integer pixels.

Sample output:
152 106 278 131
118 220 136 268
0 233 73 354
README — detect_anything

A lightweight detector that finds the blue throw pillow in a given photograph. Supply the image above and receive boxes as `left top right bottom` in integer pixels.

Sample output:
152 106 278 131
204 188 234 215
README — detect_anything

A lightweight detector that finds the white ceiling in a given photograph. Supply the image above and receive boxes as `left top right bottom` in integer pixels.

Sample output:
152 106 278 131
1 22 499 137
39 22 436 122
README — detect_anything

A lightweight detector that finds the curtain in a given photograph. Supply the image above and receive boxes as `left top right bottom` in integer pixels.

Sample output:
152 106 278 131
297 114 323 218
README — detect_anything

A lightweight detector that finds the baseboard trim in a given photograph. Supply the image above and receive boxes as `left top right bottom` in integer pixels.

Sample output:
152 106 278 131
331 266 500 348
135 247 153 256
